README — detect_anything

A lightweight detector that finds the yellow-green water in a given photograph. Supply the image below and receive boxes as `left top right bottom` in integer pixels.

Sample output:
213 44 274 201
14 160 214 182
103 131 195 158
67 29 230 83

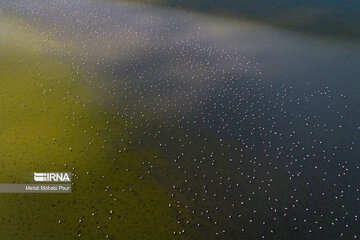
0 16 187 239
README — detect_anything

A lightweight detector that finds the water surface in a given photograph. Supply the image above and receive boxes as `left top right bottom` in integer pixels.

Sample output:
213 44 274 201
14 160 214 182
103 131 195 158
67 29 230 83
0 0 359 239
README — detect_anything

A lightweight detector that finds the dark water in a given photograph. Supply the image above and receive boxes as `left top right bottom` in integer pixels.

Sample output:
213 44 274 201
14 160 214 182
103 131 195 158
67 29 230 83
122 0 360 41
1 0 360 239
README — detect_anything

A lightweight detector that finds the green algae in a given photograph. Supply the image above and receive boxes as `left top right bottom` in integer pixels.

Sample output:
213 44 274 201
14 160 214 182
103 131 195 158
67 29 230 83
0 17 188 239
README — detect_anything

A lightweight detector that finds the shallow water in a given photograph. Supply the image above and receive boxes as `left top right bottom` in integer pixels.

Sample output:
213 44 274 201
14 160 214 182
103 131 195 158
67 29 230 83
0 0 360 239
0 16 187 239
